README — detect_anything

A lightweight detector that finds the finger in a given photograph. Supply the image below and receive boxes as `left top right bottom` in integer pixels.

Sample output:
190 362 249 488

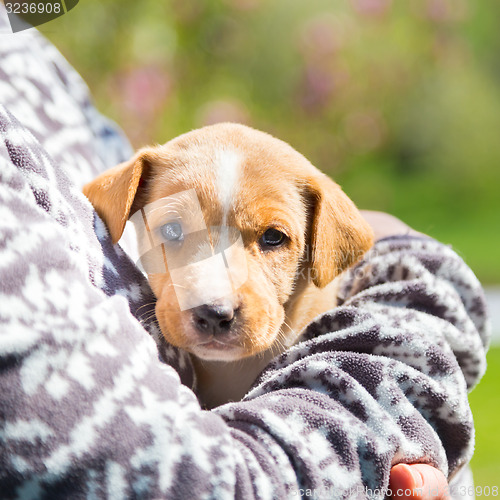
389 463 451 499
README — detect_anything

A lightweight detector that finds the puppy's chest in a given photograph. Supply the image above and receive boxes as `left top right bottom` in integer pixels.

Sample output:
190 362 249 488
194 278 340 409
193 353 277 409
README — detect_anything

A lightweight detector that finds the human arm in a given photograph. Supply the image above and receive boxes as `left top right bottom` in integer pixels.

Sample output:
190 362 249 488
1 102 489 498
363 211 454 499
360 210 425 241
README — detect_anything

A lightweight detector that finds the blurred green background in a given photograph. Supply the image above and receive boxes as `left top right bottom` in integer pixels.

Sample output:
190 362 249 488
41 0 499 487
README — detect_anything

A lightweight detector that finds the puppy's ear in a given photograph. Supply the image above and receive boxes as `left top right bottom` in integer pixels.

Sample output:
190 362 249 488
306 174 374 288
83 149 153 244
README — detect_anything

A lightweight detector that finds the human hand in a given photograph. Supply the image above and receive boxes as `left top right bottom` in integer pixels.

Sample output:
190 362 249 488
360 210 425 242
390 464 450 499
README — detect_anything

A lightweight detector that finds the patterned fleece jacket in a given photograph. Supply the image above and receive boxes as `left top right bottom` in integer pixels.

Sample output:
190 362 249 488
0 8 490 500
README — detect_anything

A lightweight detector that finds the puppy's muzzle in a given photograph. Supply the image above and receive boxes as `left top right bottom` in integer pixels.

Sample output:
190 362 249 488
192 298 239 338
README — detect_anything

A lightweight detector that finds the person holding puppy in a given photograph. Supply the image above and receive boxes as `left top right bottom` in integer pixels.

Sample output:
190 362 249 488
0 6 488 499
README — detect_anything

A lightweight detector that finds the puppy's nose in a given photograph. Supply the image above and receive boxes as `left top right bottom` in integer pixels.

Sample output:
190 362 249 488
193 299 236 334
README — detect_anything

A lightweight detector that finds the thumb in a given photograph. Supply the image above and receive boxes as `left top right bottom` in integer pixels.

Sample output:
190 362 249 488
389 463 450 499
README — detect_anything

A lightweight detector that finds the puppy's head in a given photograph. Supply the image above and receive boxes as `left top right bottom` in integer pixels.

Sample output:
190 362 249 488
84 124 373 361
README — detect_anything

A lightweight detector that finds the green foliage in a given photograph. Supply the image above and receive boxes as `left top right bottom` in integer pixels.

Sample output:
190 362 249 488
469 346 500 487
42 0 500 283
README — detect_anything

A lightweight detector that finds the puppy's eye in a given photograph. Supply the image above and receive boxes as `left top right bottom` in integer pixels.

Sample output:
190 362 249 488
260 228 286 249
160 222 184 242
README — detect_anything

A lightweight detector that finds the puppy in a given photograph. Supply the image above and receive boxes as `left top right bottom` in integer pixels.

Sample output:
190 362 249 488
83 123 373 408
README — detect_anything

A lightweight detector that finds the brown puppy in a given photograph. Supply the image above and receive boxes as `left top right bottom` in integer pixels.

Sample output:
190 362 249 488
83 123 373 408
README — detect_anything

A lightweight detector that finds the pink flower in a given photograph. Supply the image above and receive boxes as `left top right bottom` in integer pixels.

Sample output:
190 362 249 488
351 0 392 17
105 65 172 146
411 0 468 23
300 15 342 59
298 63 350 113
299 65 336 111
223 0 261 11
197 99 251 126
120 66 171 117
424 0 468 23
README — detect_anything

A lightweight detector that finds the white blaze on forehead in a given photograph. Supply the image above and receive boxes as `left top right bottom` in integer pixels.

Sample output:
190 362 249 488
214 148 242 226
